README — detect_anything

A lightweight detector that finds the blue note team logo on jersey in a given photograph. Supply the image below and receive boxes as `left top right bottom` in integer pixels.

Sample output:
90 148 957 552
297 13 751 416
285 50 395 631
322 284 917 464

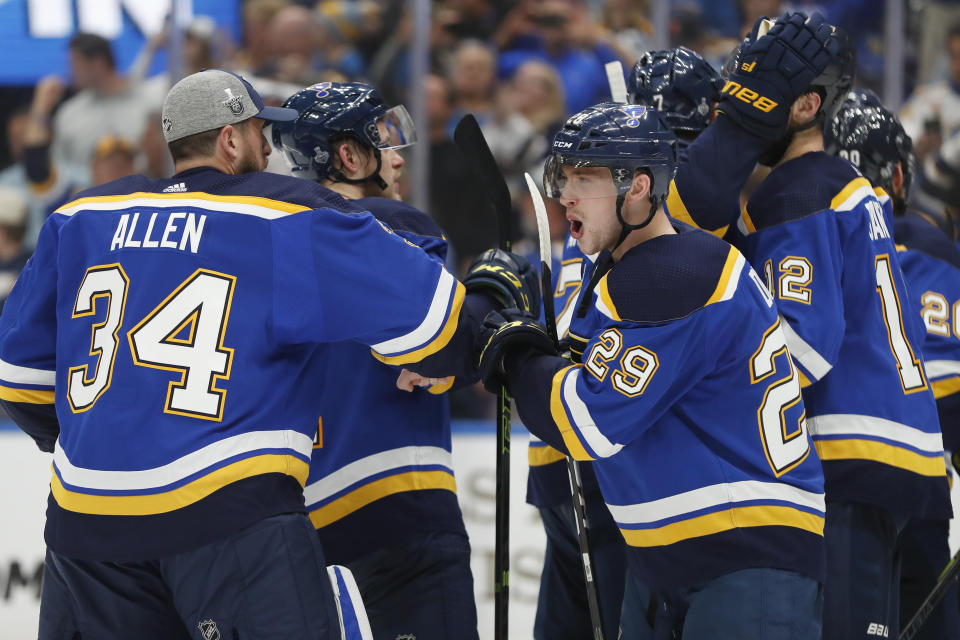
620 105 647 128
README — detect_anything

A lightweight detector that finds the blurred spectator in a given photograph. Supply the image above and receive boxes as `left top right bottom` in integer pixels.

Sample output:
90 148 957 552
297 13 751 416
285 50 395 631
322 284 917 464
447 40 499 129
0 107 28 189
602 0 654 62
51 33 154 189
90 135 136 186
901 24 960 163
233 0 291 74
130 16 223 107
497 0 618 114
0 187 30 313
20 77 70 246
258 5 363 85
509 60 567 141
139 111 171 178
913 127 960 237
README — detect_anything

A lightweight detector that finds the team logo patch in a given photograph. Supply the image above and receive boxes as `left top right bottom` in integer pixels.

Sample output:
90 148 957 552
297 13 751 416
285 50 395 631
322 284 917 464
221 88 244 116
395 635 416 640
198 619 221 640
620 105 646 127
310 81 332 98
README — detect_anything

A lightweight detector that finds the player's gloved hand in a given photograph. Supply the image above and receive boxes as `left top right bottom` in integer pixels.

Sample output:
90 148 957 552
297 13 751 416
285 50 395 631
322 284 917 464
717 11 839 140
463 249 540 313
478 309 557 393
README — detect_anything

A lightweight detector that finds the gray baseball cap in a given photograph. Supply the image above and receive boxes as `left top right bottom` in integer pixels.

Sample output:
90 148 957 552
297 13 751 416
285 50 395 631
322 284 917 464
161 69 298 143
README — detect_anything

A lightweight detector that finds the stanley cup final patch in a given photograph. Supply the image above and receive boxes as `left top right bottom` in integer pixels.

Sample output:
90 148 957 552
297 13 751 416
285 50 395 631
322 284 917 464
221 88 245 116
198 619 221 640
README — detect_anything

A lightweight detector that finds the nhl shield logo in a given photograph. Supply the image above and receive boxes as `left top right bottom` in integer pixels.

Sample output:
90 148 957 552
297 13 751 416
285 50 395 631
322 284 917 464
198 619 221 640
221 88 245 116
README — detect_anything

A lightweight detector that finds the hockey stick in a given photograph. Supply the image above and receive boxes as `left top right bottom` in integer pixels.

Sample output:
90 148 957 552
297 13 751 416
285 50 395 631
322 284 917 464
525 172 605 640
453 114 512 640
605 61 628 103
899 544 960 639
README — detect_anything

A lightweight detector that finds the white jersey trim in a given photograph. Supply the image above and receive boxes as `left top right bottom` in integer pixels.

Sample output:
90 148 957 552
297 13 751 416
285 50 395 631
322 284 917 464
807 414 945 453
924 359 960 380
303 445 453 505
564 368 624 458
55 197 296 220
606 479 825 525
833 185 877 212
370 269 455 356
779 316 833 381
53 430 313 491
0 357 56 387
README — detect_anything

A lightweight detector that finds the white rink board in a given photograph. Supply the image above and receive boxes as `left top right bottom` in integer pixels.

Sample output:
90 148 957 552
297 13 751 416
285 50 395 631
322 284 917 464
0 426 546 639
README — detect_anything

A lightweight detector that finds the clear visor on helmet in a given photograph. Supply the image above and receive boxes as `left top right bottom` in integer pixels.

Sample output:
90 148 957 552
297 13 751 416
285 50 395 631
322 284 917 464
543 154 624 200
378 105 417 149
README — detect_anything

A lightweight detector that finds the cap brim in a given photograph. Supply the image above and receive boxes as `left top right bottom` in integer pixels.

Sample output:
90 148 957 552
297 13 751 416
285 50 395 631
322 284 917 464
256 105 299 123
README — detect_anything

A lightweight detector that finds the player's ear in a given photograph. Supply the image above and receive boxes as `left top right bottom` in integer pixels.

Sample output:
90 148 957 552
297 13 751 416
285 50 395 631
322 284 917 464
218 124 240 161
892 163 904 196
789 91 821 126
626 170 651 203
336 141 361 175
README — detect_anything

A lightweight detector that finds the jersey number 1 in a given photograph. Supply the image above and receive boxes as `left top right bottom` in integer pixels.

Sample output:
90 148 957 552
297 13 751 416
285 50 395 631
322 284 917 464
67 265 236 420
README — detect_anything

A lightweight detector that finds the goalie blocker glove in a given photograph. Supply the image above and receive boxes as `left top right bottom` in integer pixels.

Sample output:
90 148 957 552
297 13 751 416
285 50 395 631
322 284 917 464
463 248 541 314
478 309 557 393
717 11 839 140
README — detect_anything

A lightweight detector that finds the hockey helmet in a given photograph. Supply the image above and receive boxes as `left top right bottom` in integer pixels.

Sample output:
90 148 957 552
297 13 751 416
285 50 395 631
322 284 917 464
272 82 416 183
627 46 723 135
544 102 677 203
824 90 913 207
809 26 857 124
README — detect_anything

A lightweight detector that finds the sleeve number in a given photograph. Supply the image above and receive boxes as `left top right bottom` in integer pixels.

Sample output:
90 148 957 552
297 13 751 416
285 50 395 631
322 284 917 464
762 256 812 304
920 290 960 340
68 266 236 419
751 322 809 476
554 258 584 339
875 255 927 393
585 329 659 397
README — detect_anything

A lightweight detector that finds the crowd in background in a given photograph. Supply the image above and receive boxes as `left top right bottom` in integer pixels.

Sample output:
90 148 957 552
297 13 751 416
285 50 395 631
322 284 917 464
1 0 959 417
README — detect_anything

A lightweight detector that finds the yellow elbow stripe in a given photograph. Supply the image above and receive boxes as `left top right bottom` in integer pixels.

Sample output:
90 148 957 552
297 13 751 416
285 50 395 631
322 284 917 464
528 444 567 466
932 377 960 399
0 385 55 404
372 283 465 366
550 365 593 461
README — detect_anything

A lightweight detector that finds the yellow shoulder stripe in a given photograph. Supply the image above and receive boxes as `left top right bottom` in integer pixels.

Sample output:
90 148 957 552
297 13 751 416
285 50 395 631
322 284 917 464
55 191 312 215
665 180 728 238
829 177 873 210
704 246 739 306
596 274 621 321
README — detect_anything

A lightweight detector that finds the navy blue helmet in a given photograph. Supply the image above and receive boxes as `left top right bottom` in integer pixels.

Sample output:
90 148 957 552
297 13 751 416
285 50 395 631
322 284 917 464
627 46 723 135
272 82 416 183
544 103 677 208
811 26 857 124
824 90 913 211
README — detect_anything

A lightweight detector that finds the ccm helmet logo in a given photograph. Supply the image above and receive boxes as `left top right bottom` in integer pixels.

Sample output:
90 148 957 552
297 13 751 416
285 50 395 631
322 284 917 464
721 81 778 113
554 141 574 149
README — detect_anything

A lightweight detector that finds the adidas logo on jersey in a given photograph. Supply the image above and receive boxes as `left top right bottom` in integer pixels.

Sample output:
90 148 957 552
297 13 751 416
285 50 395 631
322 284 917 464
163 182 187 193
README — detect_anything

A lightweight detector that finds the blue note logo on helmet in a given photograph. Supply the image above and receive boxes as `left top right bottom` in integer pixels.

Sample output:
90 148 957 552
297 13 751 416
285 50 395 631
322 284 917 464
272 82 416 182
544 102 678 204
824 90 913 213
627 46 723 134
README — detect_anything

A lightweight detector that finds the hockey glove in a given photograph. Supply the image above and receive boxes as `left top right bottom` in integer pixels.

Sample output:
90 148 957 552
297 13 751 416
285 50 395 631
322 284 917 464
478 309 557 393
463 248 541 314
717 11 839 140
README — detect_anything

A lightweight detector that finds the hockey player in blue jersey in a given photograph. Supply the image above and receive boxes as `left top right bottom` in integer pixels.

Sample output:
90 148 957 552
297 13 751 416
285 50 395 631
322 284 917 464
481 103 827 639
826 91 960 640
271 82 479 640
726 26 952 638
0 69 539 640
528 45 725 640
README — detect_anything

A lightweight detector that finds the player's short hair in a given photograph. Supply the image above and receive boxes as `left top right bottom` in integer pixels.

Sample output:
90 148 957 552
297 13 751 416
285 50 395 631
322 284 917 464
69 33 115 69
167 128 224 163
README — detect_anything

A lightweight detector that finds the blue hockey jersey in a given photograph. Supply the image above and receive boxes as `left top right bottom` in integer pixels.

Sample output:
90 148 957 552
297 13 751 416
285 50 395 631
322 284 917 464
511 223 825 590
893 211 960 451
303 197 467 564
0 167 489 561
735 153 951 519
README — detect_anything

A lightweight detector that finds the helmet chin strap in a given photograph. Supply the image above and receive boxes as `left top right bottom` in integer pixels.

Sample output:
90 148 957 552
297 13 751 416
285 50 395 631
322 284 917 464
574 192 661 318
328 147 389 191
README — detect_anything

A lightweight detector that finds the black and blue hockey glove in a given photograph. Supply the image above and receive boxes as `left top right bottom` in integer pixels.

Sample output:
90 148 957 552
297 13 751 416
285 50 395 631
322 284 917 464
478 309 557 393
463 248 541 314
717 12 839 140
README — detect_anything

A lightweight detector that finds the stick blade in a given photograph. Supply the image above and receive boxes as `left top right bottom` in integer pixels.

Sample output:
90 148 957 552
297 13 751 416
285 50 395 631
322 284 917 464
453 114 513 247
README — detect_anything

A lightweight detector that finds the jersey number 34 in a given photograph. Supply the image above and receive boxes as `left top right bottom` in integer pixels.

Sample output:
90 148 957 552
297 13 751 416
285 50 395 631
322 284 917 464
67 264 235 421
